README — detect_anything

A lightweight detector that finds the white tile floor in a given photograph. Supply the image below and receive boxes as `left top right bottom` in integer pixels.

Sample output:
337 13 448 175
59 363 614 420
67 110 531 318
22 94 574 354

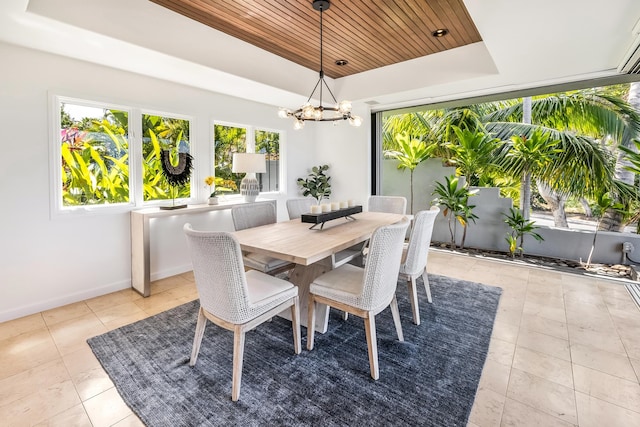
1 251 639 426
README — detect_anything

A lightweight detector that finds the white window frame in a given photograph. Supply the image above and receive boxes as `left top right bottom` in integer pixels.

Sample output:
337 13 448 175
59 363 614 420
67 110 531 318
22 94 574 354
50 94 196 218
212 121 286 199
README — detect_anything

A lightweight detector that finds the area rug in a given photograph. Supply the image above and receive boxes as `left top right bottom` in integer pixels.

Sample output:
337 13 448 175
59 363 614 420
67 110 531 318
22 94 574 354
88 274 502 426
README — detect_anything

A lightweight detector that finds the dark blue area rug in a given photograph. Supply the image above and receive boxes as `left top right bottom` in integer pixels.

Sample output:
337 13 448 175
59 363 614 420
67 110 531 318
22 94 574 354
88 274 502 426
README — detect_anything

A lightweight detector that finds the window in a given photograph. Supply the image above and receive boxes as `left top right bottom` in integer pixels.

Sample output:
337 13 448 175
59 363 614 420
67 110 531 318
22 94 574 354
214 123 283 195
53 96 194 214
142 113 191 202
59 101 131 207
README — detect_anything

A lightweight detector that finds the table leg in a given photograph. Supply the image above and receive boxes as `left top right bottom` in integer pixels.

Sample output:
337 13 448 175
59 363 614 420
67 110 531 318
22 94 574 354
279 261 331 333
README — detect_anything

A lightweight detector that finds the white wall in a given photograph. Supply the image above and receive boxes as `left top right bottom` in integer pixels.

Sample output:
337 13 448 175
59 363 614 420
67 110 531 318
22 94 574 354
0 42 372 322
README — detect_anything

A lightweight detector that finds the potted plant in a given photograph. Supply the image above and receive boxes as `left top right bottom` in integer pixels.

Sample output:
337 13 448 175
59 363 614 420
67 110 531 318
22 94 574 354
205 176 236 205
297 164 331 204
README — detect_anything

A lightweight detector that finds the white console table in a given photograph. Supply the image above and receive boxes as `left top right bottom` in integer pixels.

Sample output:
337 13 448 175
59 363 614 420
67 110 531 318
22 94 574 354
130 199 276 296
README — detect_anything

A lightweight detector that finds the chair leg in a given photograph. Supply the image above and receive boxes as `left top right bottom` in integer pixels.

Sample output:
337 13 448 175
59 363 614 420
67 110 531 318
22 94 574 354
342 311 349 321
422 271 432 303
364 314 379 380
307 295 316 351
231 326 246 401
407 277 420 325
189 307 207 366
291 296 302 354
390 295 404 341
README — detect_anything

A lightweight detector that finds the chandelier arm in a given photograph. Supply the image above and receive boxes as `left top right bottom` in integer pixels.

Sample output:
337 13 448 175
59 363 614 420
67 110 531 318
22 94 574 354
306 78 322 103
321 78 339 104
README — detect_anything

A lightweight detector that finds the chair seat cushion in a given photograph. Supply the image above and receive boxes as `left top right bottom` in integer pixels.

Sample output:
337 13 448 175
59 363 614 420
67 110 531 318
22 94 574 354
310 264 364 304
244 252 292 273
245 270 297 307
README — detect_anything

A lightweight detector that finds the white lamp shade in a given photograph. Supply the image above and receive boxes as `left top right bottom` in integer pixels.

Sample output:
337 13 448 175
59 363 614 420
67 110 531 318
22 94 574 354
232 153 266 174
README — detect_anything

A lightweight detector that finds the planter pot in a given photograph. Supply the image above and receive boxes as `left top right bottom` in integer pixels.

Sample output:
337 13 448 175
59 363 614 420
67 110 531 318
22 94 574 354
208 197 219 205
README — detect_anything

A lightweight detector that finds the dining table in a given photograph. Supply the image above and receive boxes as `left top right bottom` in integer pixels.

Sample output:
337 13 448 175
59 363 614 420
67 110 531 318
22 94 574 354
232 210 406 333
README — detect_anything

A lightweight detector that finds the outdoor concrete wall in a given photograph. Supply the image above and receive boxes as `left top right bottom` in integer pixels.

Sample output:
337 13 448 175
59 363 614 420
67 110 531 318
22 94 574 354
382 158 640 266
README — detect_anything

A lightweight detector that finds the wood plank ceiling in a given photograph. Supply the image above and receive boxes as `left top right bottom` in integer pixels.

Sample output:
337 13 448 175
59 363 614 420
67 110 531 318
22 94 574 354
149 0 482 79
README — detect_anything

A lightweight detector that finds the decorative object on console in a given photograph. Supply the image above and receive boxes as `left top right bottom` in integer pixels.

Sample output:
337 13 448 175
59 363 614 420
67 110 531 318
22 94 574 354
204 176 236 205
232 153 266 203
160 150 193 210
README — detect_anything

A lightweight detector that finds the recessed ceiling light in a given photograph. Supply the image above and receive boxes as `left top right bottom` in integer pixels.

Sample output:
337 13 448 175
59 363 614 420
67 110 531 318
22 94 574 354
335 59 348 66
432 28 448 37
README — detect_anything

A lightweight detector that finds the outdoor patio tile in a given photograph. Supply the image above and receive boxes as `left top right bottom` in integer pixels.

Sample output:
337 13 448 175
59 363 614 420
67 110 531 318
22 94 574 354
573 364 640 413
33 403 92 427
570 343 637 381
42 301 93 326
468 387 505 427
512 346 573 388
516 329 571 361
524 293 565 309
0 379 80 426
83 387 132 427
523 300 566 323
494 308 522 327
0 328 60 380
0 359 70 407
487 338 516 367
603 294 639 312
617 329 640 360
491 320 519 343
48 312 108 356
506 368 577 425
567 324 627 356
0 313 45 341
564 293 608 313
564 309 616 333
478 358 511 396
519 313 568 340
500 397 577 427
574 391 640 427
630 358 640 382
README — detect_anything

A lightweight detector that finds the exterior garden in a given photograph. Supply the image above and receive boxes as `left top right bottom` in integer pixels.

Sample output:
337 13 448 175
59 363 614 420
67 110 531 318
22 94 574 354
382 83 640 278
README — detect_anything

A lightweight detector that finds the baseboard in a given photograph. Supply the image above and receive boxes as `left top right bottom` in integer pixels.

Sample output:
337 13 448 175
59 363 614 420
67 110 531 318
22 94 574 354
0 279 131 323
150 264 193 282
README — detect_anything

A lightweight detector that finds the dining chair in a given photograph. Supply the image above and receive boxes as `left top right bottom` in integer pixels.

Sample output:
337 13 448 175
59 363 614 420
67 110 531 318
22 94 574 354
286 198 362 269
307 217 410 380
183 224 301 401
286 197 315 219
231 203 295 276
368 195 407 214
398 207 440 325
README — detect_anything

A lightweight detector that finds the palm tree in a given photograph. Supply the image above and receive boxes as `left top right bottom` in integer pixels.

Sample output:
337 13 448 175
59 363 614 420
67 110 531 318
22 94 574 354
483 88 638 226
446 126 500 186
385 132 437 213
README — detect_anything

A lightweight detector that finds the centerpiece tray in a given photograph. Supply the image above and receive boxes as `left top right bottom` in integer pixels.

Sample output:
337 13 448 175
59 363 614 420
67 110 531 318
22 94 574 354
301 205 363 230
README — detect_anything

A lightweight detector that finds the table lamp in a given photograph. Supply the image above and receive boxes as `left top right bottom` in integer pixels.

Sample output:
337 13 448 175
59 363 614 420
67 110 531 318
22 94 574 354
232 153 266 202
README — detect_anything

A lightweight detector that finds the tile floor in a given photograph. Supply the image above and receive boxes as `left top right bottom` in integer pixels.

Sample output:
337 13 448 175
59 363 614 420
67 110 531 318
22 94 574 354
1 251 639 426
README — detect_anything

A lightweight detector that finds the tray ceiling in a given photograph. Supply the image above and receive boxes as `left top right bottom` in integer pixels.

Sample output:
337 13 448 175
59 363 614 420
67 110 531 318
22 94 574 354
149 0 482 79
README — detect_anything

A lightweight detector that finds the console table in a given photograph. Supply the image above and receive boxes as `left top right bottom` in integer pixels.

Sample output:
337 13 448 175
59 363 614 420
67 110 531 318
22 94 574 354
130 199 276 296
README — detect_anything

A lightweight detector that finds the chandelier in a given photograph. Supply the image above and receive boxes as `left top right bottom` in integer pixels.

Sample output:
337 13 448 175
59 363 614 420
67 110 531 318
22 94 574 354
278 0 362 130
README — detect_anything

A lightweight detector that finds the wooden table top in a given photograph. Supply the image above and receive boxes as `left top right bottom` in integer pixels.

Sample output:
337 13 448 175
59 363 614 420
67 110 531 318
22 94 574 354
233 211 406 266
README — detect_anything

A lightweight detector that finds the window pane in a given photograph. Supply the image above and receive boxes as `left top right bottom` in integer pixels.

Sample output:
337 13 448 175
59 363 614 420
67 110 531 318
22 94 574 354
142 114 191 201
255 129 280 192
214 124 246 194
60 103 129 206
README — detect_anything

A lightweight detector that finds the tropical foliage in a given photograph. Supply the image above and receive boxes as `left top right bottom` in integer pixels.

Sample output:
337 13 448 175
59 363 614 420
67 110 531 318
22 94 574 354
432 175 478 249
61 107 191 206
503 208 544 258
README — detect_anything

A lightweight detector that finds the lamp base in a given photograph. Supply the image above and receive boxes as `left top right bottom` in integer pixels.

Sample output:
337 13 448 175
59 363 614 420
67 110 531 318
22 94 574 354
240 173 260 203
